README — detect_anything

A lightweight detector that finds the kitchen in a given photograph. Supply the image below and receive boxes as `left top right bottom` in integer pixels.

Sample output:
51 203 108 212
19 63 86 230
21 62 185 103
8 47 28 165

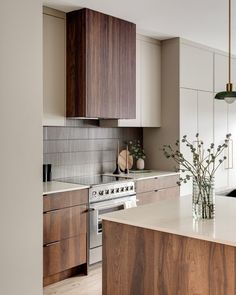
2 1 236 295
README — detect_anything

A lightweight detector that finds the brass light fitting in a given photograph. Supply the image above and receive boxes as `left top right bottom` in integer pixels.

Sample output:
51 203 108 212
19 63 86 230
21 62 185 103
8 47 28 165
215 0 236 104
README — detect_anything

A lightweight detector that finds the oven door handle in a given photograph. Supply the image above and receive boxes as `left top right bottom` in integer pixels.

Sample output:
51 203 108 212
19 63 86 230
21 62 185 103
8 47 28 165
94 203 126 212
86 208 95 212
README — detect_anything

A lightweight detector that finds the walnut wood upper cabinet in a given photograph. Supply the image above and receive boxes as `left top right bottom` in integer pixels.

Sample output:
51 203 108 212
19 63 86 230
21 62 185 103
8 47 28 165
66 8 136 119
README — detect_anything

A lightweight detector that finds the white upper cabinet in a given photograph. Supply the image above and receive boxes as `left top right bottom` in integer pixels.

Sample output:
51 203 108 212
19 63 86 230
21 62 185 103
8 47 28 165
180 43 214 92
140 37 161 127
102 35 161 127
117 38 142 127
214 53 228 93
43 9 66 126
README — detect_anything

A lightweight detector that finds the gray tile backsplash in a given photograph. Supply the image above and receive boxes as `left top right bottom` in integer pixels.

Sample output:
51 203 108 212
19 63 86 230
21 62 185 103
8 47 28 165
43 125 142 179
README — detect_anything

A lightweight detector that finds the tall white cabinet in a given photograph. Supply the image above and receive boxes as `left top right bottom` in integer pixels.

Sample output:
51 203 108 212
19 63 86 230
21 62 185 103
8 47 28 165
43 7 66 126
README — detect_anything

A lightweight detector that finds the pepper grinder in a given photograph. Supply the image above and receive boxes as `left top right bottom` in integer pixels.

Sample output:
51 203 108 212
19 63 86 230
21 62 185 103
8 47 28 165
113 140 121 175
124 145 129 175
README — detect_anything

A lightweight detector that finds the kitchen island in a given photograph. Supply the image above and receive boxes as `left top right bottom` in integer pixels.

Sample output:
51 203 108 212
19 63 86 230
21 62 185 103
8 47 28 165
102 196 236 295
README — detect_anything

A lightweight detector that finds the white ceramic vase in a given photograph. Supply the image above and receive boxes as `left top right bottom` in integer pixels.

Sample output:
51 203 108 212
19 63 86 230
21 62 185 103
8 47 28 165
136 158 145 170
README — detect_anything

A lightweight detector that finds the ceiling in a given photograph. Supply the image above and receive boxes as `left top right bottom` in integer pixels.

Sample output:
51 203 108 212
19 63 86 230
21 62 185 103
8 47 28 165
43 0 236 53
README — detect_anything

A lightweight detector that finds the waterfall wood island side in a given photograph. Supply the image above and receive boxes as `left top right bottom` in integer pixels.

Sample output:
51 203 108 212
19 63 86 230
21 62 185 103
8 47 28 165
102 196 236 295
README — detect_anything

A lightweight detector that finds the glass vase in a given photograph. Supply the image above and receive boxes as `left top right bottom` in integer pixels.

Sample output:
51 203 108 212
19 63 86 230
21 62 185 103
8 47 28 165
192 178 215 219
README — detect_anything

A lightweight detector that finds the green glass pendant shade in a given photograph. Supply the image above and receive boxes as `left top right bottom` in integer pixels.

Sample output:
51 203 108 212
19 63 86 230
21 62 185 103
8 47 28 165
215 83 236 104
215 91 236 104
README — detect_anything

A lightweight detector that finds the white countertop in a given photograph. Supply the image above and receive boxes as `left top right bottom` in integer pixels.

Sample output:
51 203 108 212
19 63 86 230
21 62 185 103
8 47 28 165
102 195 236 247
104 170 179 181
43 181 89 195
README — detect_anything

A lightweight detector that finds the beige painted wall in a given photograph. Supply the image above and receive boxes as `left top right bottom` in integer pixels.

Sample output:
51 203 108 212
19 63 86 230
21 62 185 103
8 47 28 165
0 1 43 294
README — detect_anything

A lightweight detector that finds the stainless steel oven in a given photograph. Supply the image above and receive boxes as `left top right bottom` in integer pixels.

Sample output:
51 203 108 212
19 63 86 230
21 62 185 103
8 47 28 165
57 175 136 265
89 194 136 264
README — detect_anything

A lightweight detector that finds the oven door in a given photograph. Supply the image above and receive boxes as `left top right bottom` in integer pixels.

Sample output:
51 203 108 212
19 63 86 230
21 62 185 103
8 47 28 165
89 195 136 249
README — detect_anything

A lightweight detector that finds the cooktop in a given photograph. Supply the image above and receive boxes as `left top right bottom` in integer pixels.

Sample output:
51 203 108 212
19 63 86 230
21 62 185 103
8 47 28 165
59 174 131 187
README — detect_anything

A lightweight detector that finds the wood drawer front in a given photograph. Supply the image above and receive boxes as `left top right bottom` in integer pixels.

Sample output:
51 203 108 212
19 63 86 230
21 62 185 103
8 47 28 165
43 205 87 245
43 189 88 212
136 175 179 194
43 234 87 277
137 186 180 206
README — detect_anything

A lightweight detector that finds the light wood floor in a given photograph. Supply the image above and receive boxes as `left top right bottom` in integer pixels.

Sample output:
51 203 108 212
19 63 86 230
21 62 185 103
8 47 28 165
43 264 102 295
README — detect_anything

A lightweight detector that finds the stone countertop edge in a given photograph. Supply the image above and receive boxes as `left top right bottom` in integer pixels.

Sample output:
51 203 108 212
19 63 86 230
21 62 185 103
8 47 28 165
43 181 89 195
102 195 236 248
104 170 180 181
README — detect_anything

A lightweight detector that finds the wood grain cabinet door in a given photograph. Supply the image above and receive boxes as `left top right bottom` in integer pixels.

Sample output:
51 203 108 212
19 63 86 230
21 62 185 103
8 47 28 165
86 11 120 119
43 205 87 245
66 8 136 119
137 186 180 206
136 175 179 194
43 235 87 277
43 189 88 212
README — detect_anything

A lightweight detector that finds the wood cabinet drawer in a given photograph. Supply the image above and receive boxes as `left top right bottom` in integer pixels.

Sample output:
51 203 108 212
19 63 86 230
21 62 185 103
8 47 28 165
136 175 179 194
43 234 87 277
43 189 88 212
137 186 180 206
43 205 87 245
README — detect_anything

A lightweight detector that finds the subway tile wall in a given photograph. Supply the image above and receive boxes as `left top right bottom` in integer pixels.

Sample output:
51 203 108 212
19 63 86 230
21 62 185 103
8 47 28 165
43 125 142 179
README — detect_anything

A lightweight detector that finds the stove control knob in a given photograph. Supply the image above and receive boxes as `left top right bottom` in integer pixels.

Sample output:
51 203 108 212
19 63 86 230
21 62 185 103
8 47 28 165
121 187 124 192
130 185 134 190
116 188 120 193
92 191 97 196
111 189 115 194
125 186 129 191
99 190 104 196
105 189 109 195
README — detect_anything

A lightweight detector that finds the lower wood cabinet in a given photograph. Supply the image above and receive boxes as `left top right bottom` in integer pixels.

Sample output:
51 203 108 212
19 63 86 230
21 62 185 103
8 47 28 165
43 205 87 244
136 175 180 206
137 186 180 206
43 188 89 286
43 234 87 277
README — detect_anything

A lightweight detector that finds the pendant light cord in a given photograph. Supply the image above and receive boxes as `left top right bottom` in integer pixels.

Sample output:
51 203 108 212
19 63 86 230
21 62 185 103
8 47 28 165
229 0 232 84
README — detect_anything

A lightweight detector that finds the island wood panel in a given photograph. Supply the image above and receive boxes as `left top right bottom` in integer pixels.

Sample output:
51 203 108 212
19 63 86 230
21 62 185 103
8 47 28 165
137 186 180 206
103 221 236 295
44 234 87 278
43 189 88 212
136 174 179 194
43 205 87 244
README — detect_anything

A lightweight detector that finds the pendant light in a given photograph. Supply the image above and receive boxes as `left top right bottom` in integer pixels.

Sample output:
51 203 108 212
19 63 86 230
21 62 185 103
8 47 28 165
215 0 236 104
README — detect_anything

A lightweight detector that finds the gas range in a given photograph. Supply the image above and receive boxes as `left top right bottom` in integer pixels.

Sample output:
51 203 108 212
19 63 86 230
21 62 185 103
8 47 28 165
59 174 135 203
